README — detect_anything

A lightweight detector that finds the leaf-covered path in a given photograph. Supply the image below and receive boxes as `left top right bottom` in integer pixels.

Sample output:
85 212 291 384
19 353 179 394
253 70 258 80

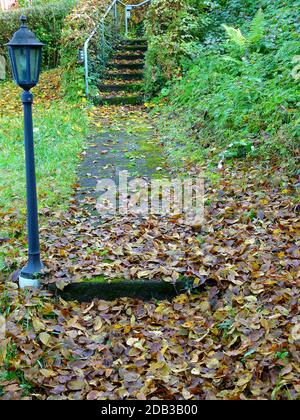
1 105 299 400
77 106 167 204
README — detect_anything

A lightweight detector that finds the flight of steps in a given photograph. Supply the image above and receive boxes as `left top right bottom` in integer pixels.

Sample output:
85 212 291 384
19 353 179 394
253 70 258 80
96 39 147 105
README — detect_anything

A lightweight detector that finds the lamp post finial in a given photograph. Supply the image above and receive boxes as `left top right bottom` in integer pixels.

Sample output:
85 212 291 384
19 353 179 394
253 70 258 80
20 15 27 27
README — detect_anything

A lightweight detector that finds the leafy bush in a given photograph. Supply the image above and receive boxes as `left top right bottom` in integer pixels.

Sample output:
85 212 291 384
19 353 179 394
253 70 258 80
0 0 75 71
59 0 108 100
144 0 212 95
152 0 300 170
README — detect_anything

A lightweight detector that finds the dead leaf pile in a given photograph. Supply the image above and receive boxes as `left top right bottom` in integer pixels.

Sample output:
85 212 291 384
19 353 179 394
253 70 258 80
0 68 63 117
0 106 299 400
0 273 299 400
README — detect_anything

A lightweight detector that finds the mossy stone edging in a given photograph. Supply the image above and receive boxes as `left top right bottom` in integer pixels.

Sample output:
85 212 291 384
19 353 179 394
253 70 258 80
49 278 197 302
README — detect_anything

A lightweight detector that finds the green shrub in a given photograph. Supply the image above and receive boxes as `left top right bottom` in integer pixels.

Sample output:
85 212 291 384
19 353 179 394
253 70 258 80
0 0 75 72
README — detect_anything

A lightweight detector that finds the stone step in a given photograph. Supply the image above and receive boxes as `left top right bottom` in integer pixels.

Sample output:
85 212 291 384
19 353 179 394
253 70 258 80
113 54 145 61
109 62 144 70
93 38 147 105
120 45 147 52
120 38 147 45
94 94 144 105
105 72 144 80
97 83 143 92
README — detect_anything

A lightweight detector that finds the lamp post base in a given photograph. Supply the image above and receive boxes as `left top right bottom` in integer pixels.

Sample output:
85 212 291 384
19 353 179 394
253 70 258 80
19 275 40 289
19 256 43 289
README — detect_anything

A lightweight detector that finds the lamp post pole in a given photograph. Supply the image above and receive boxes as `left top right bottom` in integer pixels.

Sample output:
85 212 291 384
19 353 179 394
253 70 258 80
6 15 45 288
20 90 43 287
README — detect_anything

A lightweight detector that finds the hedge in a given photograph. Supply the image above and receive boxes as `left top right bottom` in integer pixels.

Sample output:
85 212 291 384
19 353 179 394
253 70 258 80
0 0 75 75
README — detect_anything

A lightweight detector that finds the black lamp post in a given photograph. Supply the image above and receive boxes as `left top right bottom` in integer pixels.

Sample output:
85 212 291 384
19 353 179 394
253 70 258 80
6 16 45 288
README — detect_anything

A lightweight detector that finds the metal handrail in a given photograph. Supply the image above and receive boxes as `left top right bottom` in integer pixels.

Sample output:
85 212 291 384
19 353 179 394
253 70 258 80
84 0 151 96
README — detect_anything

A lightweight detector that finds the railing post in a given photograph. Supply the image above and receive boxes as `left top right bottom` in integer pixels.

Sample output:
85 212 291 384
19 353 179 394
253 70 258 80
125 6 128 37
101 19 105 59
114 0 118 41
84 40 89 96
114 1 117 23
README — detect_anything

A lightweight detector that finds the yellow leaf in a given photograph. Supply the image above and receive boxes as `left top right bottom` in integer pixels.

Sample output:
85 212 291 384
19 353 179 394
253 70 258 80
94 316 103 332
67 380 85 391
32 317 45 332
206 358 220 369
40 369 55 378
261 318 270 332
237 372 253 387
137 270 152 278
39 332 51 347
174 294 188 304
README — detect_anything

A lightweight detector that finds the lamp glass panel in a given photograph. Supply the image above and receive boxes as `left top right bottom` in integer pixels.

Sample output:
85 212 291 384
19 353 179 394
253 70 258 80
14 47 28 82
30 48 40 83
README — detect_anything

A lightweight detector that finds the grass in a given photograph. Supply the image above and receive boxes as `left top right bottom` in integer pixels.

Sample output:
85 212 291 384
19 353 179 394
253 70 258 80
0 341 36 398
0 103 87 211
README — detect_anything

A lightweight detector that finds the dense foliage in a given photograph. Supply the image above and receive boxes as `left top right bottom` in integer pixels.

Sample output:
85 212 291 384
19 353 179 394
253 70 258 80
0 0 75 71
145 0 300 169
